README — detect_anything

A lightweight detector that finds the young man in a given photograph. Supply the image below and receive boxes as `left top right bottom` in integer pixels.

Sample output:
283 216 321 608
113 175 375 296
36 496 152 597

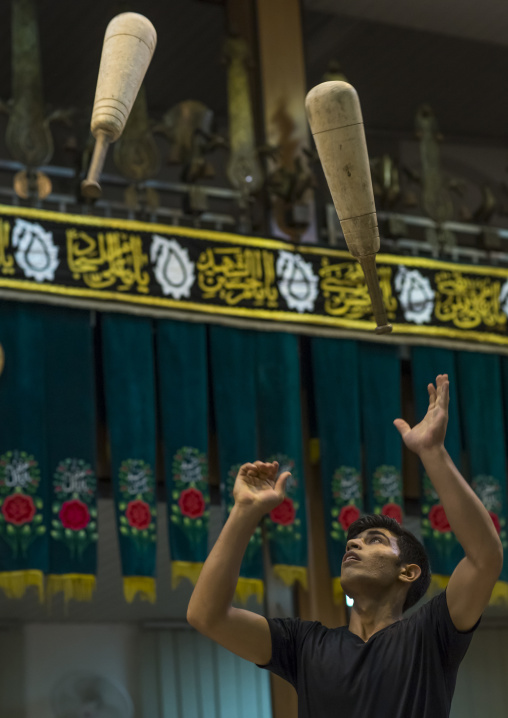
187 375 503 717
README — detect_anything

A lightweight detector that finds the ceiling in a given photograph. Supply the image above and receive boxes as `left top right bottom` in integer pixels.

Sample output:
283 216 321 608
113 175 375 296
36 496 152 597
302 6 508 143
305 0 508 47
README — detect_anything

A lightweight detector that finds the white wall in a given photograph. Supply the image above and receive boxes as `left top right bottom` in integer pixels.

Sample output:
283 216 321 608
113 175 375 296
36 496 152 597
451 623 508 718
23 623 140 718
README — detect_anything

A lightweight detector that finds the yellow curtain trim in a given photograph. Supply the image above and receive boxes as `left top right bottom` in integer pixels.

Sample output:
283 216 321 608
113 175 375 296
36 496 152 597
428 575 508 606
489 580 508 605
123 576 156 603
0 570 44 601
428 574 450 595
309 438 320 464
332 577 344 605
46 574 96 604
272 565 308 589
234 578 264 605
171 561 203 590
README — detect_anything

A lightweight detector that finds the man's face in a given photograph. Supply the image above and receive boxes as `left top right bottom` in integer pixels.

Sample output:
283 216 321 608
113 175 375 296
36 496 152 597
340 528 403 596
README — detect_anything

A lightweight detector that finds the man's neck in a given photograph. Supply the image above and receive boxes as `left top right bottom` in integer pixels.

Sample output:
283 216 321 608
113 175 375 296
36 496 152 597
347 593 404 642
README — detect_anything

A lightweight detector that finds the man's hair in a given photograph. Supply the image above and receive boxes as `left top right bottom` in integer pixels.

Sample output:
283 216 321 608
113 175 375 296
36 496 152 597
346 514 431 612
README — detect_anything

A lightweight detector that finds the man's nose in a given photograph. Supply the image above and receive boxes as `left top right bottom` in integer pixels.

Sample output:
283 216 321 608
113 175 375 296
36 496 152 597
346 538 361 552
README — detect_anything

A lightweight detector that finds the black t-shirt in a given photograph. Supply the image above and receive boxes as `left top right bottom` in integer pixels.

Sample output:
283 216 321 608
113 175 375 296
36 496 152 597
258 591 479 718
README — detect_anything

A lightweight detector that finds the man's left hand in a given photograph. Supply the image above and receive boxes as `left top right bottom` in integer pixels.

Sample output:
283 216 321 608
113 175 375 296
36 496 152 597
394 374 449 456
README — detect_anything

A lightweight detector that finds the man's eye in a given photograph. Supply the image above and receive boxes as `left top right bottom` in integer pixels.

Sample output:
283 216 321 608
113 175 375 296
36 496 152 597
370 537 381 542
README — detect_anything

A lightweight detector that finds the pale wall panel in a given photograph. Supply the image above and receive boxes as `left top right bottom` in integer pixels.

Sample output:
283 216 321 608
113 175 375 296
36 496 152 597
143 629 272 718
451 626 508 718
0 626 25 718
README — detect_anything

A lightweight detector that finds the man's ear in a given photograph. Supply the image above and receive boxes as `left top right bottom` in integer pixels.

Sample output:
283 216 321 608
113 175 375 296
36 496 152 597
399 563 422 584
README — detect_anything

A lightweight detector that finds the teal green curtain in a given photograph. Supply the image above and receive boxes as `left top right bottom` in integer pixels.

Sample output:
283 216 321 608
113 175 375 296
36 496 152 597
457 352 508 600
209 325 263 604
0 302 48 599
311 337 363 603
102 314 158 603
411 347 464 589
45 307 97 604
360 343 403 520
156 320 209 590
256 331 307 589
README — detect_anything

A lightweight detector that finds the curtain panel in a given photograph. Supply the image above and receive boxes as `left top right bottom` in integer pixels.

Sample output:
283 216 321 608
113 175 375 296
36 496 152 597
0 302 48 599
102 313 158 603
209 325 264 604
255 332 308 589
156 320 210 590
311 337 363 603
45 307 97 603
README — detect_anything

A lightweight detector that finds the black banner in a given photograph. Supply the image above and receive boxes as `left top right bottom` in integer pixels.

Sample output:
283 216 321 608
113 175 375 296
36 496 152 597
0 204 508 346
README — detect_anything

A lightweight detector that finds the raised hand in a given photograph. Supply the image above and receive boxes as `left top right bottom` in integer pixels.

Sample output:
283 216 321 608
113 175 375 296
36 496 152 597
394 374 449 456
233 460 289 516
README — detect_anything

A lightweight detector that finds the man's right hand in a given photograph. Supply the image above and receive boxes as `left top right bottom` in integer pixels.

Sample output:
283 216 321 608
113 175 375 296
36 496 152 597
233 460 290 516
187 459 286 665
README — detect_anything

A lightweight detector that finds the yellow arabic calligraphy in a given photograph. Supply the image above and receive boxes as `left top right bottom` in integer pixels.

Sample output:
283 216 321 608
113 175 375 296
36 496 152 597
434 271 506 329
196 247 278 307
0 221 15 275
320 259 396 319
66 229 150 293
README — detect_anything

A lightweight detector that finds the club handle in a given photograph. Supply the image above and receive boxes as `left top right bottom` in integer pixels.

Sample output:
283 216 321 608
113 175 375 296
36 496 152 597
81 131 111 199
358 254 392 334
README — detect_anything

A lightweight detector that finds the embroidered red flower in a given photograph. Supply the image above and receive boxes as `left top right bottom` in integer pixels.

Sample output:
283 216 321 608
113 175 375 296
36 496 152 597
338 505 360 531
59 500 90 531
178 488 206 519
270 497 296 526
126 500 152 529
1 493 36 525
381 503 403 524
429 504 451 532
489 511 502 535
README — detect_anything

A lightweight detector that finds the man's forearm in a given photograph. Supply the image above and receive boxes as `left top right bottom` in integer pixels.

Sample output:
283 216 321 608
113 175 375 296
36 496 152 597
419 445 503 568
187 504 264 627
